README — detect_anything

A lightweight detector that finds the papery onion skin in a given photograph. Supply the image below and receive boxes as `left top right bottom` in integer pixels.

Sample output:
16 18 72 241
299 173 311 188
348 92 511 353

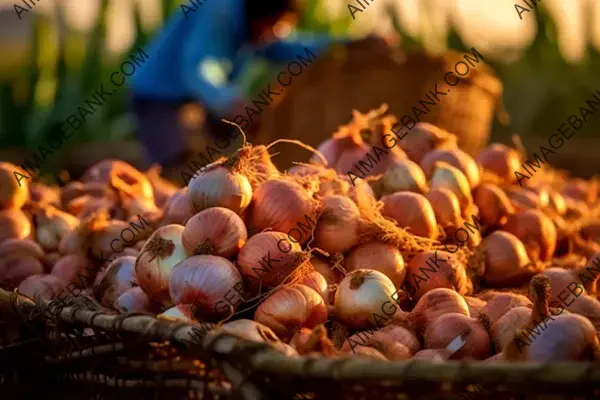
424 313 490 360
503 209 557 262
430 162 473 210
411 288 470 331
344 242 405 288
491 306 531 352
0 238 45 261
169 255 243 319
405 251 471 301
237 231 303 290
0 208 32 243
342 324 421 356
208 319 280 344
300 270 330 301
247 178 318 245
314 195 360 254
425 188 462 229
396 122 457 164
33 206 79 252
465 296 487 319
0 162 29 209
162 189 195 226
473 183 514 228
114 286 156 313
311 256 343 285
381 192 438 239
182 207 247 258
158 304 200 324
0 255 44 288
478 231 540 287
421 148 480 189
188 165 252 215
51 254 94 285
476 144 522 183
17 274 67 301
254 284 327 339
380 160 428 195
480 291 532 325
334 269 399 329
93 256 138 307
135 224 187 304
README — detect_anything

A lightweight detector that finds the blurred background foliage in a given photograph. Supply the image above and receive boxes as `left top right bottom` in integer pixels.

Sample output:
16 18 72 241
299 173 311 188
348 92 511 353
0 0 598 174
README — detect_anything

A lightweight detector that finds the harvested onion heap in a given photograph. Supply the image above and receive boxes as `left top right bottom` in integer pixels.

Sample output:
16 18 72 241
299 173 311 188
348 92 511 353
2 105 600 364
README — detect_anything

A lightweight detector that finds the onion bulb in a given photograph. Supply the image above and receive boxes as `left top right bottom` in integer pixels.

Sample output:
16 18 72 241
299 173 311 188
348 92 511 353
254 284 328 339
334 269 399 329
405 251 471 301
51 254 94 285
247 178 319 244
411 288 470 331
81 159 154 202
473 183 514 228
135 224 187 304
396 122 457 164
421 148 480 188
480 292 532 325
169 255 243 319
476 144 523 184
424 313 490 360
182 207 247 258
0 255 44 287
162 189 195 226
491 306 531 352
188 165 252 214
314 195 360 253
33 205 79 252
344 241 405 288
0 162 29 209
18 274 66 301
430 162 473 210
237 231 303 290
0 208 32 243
425 188 462 229
475 231 541 287
380 159 428 195
503 209 557 262
381 192 438 239
93 256 137 307
0 238 44 261
114 286 157 313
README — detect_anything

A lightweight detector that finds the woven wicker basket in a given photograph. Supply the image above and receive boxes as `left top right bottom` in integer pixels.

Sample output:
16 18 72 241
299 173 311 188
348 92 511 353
256 42 502 171
2 288 599 400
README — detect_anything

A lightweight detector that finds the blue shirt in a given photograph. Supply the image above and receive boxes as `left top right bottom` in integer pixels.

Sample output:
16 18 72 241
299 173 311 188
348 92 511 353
129 0 345 116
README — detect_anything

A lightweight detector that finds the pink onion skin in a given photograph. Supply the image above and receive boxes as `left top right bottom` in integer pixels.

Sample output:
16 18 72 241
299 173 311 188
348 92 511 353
169 255 244 319
0 239 45 261
18 274 67 301
300 270 330 301
481 292 532 326
162 190 195 226
424 313 491 360
314 195 360 253
491 306 531 353
0 255 44 288
254 284 328 339
51 254 94 285
135 224 187 304
344 241 405 289
405 251 471 301
114 286 157 313
464 296 487 319
246 178 318 245
381 192 438 239
237 231 303 290
412 288 470 331
182 207 247 259
158 304 200 324
93 256 138 307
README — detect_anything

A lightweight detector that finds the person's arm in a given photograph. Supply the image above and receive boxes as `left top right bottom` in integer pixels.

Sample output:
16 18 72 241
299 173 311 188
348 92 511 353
180 2 245 117
254 34 348 62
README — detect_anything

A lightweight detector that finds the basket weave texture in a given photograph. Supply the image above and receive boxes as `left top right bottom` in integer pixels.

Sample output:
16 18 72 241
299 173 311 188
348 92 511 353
256 43 502 171
2 288 600 400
